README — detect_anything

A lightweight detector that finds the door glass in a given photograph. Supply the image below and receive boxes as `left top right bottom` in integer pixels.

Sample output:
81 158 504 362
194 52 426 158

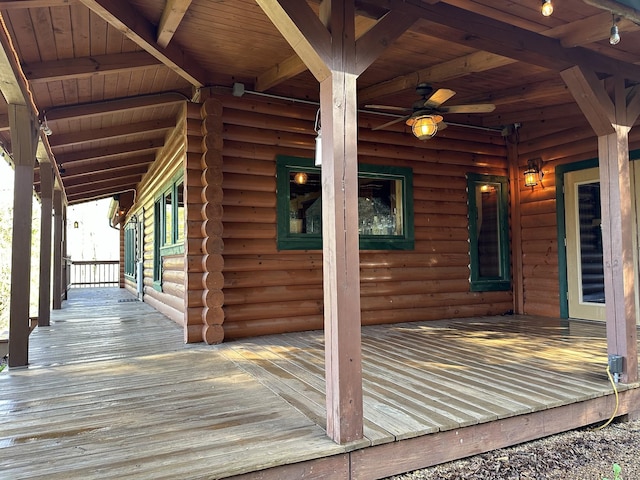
577 182 604 304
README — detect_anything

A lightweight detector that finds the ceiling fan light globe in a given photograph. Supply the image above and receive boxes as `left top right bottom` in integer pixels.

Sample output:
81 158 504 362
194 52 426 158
411 115 441 140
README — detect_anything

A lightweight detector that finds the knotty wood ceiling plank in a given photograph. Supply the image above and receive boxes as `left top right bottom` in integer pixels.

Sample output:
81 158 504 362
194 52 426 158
50 3 74 58
50 118 174 148
55 137 165 164
70 3 90 58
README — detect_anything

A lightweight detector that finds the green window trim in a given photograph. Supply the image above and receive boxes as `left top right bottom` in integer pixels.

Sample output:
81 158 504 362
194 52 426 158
153 172 185 291
276 155 414 251
467 173 510 291
124 221 136 279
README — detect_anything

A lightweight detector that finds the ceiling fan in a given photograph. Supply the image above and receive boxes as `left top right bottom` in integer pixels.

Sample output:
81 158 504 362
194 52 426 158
365 83 496 140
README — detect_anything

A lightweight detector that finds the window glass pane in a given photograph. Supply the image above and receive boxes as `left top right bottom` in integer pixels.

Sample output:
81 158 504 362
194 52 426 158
176 180 185 242
476 182 501 278
164 190 173 245
577 182 604 303
289 171 321 234
358 177 402 236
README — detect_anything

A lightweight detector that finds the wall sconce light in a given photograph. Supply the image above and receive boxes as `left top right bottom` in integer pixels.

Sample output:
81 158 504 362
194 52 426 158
294 172 308 185
541 0 553 16
314 108 322 166
610 15 621 45
407 114 443 140
73 221 79 229
524 158 543 187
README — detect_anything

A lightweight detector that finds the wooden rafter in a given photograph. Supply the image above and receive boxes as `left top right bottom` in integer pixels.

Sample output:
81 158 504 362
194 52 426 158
49 118 175 149
583 0 640 24
54 154 155 179
78 0 206 87
54 138 165 165
157 0 192 48
43 92 186 122
23 52 161 84
66 181 139 204
0 0 79 8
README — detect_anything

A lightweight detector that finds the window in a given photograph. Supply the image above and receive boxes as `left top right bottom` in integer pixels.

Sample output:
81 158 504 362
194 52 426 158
467 173 510 291
276 155 414 250
124 221 136 278
153 174 185 289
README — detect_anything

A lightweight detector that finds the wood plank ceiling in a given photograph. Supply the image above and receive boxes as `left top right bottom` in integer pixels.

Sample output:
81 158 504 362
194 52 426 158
0 0 638 204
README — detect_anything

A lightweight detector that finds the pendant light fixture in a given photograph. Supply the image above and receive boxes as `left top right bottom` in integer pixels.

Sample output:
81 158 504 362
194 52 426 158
541 0 553 16
610 14 621 45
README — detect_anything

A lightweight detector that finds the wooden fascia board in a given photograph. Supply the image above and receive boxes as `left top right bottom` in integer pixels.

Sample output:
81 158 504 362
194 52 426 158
364 0 640 82
157 0 192 48
78 0 206 87
560 65 615 136
55 138 164 165
23 52 161 84
49 118 175 149
354 10 414 75
43 92 186 122
256 0 332 82
358 51 515 104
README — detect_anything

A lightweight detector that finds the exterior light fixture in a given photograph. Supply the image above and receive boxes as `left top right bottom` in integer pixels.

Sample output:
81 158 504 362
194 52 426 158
610 15 620 45
294 172 308 185
40 115 52 136
407 114 443 140
73 221 79 229
541 0 553 16
524 158 543 187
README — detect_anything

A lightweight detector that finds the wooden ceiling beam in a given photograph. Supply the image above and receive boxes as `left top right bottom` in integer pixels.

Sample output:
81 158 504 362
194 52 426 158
363 0 640 82
0 1 79 8
78 0 206 87
547 11 640 47
23 52 161 84
256 0 332 82
43 92 186 122
66 182 139 204
49 118 175 149
56 154 155 178
560 65 616 136
463 78 570 107
55 138 164 165
157 0 192 48
358 51 516 104
583 0 640 24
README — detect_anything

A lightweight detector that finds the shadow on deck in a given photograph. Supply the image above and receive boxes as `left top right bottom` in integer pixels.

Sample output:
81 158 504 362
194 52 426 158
1 288 638 479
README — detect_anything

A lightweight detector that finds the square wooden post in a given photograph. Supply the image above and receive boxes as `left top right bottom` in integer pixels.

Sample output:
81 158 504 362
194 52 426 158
52 189 64 310
38 162 54 326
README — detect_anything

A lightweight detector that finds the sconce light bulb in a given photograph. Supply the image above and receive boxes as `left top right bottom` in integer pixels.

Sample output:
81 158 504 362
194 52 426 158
610 24 620 45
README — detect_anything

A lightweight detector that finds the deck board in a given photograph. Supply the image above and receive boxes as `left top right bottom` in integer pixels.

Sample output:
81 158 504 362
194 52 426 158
1 288 638 479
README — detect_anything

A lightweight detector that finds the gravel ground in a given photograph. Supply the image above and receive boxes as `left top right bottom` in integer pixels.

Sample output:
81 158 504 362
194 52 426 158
387 418 640 480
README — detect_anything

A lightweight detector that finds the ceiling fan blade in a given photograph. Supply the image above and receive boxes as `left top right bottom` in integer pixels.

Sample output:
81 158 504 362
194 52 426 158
424 88 456 108
372 116 409 131
365 104 412 112
437 121 447 131
440 104 496 114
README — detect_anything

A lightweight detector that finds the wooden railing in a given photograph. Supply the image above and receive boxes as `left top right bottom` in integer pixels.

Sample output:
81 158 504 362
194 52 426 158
69 260 119 288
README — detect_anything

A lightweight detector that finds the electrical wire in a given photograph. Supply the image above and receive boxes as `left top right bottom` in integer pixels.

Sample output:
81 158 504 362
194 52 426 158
593 364 619 431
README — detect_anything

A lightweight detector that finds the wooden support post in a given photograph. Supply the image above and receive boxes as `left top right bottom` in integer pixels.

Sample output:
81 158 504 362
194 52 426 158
8 104 38 367
38 162 54 326
52 188 63 310
506 131 524 314
320 69 363 443
599 127 638 383
561 67 639 383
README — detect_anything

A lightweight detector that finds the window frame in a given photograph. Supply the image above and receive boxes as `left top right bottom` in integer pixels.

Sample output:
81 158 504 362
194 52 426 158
124 221 136 279
153 173 185 291
466 173 511 292
276 155 414 251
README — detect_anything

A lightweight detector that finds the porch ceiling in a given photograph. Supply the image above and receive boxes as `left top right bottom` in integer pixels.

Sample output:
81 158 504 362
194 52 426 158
0 0 638 204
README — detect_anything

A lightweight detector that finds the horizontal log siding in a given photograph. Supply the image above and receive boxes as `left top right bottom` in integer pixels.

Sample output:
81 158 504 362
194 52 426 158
216 94 512 340
516 119 640 318
126 104 188 329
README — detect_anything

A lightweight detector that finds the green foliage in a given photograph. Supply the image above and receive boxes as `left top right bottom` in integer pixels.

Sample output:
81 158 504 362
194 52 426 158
602 463 622 480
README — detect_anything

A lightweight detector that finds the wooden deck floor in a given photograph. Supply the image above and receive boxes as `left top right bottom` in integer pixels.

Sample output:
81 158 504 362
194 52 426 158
1 288 639 480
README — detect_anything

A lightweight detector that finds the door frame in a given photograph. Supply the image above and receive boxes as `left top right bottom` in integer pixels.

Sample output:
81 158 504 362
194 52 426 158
556 150 640 318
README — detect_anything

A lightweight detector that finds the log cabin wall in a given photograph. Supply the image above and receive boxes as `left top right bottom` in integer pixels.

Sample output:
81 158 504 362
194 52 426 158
124 103 190 330
516 117 640 318
212 92 514 340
